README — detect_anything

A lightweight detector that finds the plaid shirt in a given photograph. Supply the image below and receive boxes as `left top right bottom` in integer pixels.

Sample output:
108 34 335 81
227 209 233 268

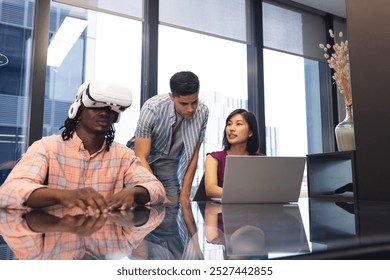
0 133 165 208
0 207 165 260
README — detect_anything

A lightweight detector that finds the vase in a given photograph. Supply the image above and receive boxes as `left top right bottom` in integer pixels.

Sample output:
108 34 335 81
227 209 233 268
335 105 356 151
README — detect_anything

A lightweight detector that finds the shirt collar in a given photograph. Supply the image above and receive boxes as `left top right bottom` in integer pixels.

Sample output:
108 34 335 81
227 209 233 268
69 131 106 156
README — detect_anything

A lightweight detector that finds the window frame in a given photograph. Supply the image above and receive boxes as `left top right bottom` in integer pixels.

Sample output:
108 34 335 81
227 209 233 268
24 0 342 155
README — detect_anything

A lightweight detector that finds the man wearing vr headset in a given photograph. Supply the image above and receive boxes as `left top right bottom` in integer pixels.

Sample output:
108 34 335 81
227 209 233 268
0 81 165 213
127 71 209 204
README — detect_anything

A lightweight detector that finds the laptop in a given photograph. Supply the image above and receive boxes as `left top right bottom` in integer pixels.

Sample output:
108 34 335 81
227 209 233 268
222 203 310 258
211 155 306 204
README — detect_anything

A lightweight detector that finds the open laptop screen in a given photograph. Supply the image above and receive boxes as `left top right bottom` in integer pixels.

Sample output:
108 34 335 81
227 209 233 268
219 156 306 204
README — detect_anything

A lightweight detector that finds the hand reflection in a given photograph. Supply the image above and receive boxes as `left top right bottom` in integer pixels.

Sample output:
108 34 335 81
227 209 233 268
204 202 224 244
25 206 153 235
0 206 166 260
181 202 203 259
108 206 150 228
25 211 107 236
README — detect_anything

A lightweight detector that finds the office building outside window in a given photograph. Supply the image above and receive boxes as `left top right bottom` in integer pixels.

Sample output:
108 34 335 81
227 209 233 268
0 0 34 184
0 0 143 184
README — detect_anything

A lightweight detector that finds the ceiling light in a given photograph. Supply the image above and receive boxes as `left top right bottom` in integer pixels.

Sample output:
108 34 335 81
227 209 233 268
47 16 88 67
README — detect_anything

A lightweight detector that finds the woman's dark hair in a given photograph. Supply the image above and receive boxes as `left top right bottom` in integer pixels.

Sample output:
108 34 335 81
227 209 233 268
170 71 200 97
60 106 115 151
222 108 260 155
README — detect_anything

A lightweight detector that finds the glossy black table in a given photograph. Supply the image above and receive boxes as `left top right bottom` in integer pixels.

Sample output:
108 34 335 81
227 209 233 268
1 198 390 260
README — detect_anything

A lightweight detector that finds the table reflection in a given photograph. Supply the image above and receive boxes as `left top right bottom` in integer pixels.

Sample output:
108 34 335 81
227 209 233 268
142 202 204 260
307 199 390 259
3 199 390 260
202 202 310 259
0 206 165 260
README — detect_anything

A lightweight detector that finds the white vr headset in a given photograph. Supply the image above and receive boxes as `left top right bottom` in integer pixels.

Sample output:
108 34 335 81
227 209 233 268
68 80 133 123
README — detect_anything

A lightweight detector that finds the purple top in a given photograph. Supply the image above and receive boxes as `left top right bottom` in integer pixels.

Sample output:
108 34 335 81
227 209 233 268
208 150 229 188
208 150 264 188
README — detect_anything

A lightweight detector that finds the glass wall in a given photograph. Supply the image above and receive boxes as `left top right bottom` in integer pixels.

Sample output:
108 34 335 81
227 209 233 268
158 0 248 185
0 0 34 184
0 0 144 185
159 0 246 42
0 0 343 192
262 1 328 195
263 49 309 156
44 1 143 146
262 1 325 157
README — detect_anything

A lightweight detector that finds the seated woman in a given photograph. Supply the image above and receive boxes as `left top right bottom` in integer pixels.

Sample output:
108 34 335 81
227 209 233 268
204 109 263 199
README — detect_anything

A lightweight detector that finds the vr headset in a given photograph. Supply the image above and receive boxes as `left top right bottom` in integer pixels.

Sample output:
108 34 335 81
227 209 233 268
68 80 132 123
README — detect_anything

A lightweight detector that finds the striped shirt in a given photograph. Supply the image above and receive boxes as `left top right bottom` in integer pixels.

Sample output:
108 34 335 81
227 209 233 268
128 94 209 184
0 133 165 209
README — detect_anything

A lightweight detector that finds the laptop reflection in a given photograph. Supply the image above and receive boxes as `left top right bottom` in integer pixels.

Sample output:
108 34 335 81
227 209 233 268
221 204 310 259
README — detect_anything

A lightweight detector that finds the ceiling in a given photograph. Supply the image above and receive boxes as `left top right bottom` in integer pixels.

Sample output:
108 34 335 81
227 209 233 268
291 0 346 18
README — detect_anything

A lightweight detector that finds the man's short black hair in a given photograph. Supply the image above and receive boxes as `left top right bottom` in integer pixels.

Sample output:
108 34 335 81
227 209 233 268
169 71 200 97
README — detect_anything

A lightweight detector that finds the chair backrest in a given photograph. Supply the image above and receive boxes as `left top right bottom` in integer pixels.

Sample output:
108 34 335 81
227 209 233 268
192 174 206 201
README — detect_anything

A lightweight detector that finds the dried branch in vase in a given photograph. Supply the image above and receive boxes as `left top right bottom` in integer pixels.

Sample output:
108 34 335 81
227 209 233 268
319 29 352 107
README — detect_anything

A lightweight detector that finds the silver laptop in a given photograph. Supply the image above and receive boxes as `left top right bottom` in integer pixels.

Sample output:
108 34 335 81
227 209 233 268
212 155 306 204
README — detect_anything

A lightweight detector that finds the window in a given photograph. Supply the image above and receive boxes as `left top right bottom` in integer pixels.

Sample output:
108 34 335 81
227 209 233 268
263 49 318 156
262 1 328 196
262 1 324 156
0 0 344 191
53 0 143 20
44 2 143 145
158 25 248 185
158 0 248 186
0 0 34 184
159 0 247 42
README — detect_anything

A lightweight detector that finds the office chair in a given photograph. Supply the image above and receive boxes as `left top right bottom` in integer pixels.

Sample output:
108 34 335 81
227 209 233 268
192 174 207 201
192 174 207 224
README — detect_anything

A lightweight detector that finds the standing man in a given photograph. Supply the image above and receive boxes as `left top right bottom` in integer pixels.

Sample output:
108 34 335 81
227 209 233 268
127 71 209 203
0 80 165 212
